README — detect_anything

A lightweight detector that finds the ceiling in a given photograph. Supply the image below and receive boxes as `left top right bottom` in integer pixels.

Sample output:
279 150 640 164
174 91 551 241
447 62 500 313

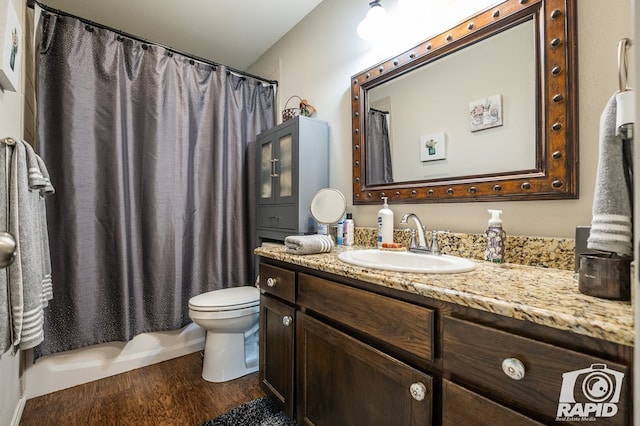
36 0 325 70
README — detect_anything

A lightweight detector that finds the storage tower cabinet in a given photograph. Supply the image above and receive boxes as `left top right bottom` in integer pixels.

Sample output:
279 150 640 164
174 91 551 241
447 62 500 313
256 116 329 244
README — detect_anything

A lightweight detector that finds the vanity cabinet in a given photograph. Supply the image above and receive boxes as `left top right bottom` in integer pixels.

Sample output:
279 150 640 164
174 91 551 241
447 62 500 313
258 263 296 418
443 316 630 425
256 116 329 243
257 258 633 425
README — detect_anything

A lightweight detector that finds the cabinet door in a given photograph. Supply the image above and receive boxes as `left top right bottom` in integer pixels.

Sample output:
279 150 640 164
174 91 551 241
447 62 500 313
297 312 433 426
259 295 295 418
443 380 544 426
257 125 298 206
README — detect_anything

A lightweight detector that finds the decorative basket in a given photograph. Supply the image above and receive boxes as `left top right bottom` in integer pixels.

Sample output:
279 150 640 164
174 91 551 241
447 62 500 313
282 95 316 122
282 95 302 122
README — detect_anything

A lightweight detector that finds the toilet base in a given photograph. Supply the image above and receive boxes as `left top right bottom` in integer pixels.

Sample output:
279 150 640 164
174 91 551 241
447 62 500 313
201 331 258 382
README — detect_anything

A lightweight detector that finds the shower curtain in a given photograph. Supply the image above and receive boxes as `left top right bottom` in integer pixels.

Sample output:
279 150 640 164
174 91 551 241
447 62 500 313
35 12 275 356
366 109 393 184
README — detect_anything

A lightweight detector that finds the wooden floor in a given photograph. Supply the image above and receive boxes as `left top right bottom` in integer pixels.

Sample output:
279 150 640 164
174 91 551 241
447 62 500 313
20 352 266 426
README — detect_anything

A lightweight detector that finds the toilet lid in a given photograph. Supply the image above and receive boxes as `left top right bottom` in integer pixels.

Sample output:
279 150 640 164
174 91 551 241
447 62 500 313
189 286 259 312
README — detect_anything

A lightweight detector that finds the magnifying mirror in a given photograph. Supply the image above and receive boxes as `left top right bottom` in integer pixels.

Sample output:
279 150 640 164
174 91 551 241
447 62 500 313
310 188 347 233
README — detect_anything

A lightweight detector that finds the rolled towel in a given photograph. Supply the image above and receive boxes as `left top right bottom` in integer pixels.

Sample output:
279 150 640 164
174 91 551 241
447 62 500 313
285 235 334 255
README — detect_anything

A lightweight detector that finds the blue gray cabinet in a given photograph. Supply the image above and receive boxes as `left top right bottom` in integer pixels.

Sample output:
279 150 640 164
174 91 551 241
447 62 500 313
256 116 329 243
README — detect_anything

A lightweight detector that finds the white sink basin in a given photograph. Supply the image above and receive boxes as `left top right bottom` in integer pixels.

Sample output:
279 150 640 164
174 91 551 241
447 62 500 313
338 249 476 274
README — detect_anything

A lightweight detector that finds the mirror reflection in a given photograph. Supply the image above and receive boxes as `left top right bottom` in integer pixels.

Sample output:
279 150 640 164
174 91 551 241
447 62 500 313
367 19 536 184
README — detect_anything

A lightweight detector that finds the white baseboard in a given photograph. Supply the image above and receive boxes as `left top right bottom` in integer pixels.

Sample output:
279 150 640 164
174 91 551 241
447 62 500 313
9 396 25 426
25 323 205 398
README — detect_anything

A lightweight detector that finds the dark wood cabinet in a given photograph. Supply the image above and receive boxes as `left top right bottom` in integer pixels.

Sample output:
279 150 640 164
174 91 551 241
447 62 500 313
258 258 633 425
258 263 296 418
442 380 544 426
443 316 631 425
297 313 433 425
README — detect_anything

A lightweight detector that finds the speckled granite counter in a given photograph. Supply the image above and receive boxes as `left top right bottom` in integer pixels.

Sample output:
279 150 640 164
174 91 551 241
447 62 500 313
254 245 633 348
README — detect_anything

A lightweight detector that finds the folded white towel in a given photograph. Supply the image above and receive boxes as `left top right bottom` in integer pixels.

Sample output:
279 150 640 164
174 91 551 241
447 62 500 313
587 93 633 256
284 235 334 255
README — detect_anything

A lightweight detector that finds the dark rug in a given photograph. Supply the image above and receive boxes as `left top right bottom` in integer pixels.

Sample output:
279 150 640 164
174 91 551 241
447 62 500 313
201 397 295 426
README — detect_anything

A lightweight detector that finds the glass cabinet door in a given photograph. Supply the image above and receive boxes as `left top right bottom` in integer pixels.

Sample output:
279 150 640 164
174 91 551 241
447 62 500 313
259 138 274 203
278 134 292 199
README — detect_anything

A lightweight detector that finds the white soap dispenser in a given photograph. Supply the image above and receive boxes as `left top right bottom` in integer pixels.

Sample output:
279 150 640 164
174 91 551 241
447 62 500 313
377 197 394 248
485 209 506 263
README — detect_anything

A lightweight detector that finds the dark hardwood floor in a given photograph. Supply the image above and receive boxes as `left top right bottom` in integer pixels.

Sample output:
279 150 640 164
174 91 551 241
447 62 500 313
20 352 266 426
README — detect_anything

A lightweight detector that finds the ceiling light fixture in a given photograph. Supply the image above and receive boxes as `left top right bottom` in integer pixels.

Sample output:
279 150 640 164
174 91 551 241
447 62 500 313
357 0 389 41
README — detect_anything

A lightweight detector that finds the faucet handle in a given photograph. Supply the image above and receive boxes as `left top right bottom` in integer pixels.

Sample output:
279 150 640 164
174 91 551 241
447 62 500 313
429 230 450 255
409 229 418 250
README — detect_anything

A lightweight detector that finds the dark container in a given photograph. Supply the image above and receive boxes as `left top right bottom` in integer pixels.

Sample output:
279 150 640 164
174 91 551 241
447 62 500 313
578 253 632 301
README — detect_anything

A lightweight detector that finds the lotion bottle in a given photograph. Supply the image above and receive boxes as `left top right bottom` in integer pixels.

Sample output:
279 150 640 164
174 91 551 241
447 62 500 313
344 213 355 246
336 214 345 245
485 209 506 263
377 197 394 248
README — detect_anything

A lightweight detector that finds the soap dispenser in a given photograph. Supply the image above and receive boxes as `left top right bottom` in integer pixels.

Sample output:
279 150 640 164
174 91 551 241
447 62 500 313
377 197 394 248
485 209 506 263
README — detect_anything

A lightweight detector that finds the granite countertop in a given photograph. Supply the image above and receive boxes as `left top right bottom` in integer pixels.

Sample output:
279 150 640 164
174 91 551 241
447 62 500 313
254 245 634 347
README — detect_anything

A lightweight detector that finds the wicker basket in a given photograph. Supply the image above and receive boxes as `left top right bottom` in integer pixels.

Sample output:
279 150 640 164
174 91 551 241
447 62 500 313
282 95 302 122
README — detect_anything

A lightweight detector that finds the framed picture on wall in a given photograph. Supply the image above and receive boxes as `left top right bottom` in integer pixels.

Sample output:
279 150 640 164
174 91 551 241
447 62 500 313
0 0 20 92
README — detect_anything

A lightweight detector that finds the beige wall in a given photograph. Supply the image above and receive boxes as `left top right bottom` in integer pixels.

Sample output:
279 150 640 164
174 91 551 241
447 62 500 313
248 0 632 238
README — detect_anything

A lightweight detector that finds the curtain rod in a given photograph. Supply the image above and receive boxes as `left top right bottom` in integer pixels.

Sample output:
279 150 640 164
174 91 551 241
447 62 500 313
27 0 279 87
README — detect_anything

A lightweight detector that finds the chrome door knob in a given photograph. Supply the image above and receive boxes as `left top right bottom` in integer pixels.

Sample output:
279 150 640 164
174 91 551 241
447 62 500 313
502 357 526 380
410 382 427 401
0 232 17 268
282 315 293 327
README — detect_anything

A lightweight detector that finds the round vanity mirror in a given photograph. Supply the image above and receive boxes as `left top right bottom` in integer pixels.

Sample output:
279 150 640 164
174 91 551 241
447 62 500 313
310 188 347 225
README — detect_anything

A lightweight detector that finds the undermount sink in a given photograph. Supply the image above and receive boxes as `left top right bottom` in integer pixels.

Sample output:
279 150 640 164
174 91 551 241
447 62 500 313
338 249 476 274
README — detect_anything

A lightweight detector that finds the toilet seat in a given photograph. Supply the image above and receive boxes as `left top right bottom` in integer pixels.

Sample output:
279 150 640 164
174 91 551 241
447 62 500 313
189 286 259 312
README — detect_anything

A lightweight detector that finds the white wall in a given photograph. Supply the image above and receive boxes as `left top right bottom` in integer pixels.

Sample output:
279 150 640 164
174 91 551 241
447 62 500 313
0 0 27 423
248 0 632 238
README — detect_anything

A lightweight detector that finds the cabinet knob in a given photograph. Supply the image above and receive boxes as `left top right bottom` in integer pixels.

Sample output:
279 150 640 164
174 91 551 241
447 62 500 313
502 357 526 380
266 277 276 287
282 315 293 327
409 382 427 401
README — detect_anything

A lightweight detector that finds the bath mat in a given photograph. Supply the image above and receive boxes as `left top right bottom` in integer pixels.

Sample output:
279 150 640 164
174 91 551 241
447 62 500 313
200 397 295 426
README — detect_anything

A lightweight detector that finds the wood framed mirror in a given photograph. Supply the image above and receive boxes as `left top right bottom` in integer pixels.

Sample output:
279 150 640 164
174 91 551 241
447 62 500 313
351 0 577 204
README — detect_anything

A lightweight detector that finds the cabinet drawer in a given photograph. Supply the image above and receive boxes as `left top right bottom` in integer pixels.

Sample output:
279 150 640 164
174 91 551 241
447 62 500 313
443 316 630 425
259 263 296 303
257 206 297 230
298 273 434 361
443 380 544 426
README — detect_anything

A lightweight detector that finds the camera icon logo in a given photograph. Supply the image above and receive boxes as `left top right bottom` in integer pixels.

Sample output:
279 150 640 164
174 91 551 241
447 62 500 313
556 364 625 420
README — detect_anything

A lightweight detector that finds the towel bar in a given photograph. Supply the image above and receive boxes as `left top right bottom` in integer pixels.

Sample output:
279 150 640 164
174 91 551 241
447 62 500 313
618 38 632 92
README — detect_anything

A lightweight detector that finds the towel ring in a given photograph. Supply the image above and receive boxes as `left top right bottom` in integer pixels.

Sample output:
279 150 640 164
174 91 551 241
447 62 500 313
618 38 632 92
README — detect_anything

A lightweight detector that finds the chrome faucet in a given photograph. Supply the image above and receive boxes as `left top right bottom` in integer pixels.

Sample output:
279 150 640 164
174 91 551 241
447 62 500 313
400 213 446 255
400 213 428 251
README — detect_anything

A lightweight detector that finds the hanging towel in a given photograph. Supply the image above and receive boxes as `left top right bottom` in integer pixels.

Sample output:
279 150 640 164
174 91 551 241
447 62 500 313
0 144 10 353
587 93 633 256
1 139 55 353
284 235 334 255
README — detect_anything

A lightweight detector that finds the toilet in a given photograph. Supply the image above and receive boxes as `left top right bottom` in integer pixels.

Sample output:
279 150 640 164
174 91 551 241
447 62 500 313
188 286 260 382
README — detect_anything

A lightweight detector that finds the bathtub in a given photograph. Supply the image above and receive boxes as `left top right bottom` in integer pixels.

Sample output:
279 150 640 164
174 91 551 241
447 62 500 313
25 323 205 398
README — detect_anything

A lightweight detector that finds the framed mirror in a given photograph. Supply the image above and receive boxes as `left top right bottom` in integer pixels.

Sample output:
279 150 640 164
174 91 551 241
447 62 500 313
351 0 577 204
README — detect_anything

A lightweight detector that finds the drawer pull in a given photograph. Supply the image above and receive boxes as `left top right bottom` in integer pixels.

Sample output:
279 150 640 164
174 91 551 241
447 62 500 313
502 358 525 380
266 277 277 287
409 382 427 401
282 315 293 327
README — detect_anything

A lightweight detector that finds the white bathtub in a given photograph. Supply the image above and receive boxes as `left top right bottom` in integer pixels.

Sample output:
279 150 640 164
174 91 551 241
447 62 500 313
25 323 205 398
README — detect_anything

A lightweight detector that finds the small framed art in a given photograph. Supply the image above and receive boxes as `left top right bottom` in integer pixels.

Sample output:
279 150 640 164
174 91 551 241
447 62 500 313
0 0 21 92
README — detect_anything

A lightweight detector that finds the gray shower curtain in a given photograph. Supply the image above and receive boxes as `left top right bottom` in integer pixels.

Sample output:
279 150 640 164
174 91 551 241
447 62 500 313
366 109 393 184
35 12 275 356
